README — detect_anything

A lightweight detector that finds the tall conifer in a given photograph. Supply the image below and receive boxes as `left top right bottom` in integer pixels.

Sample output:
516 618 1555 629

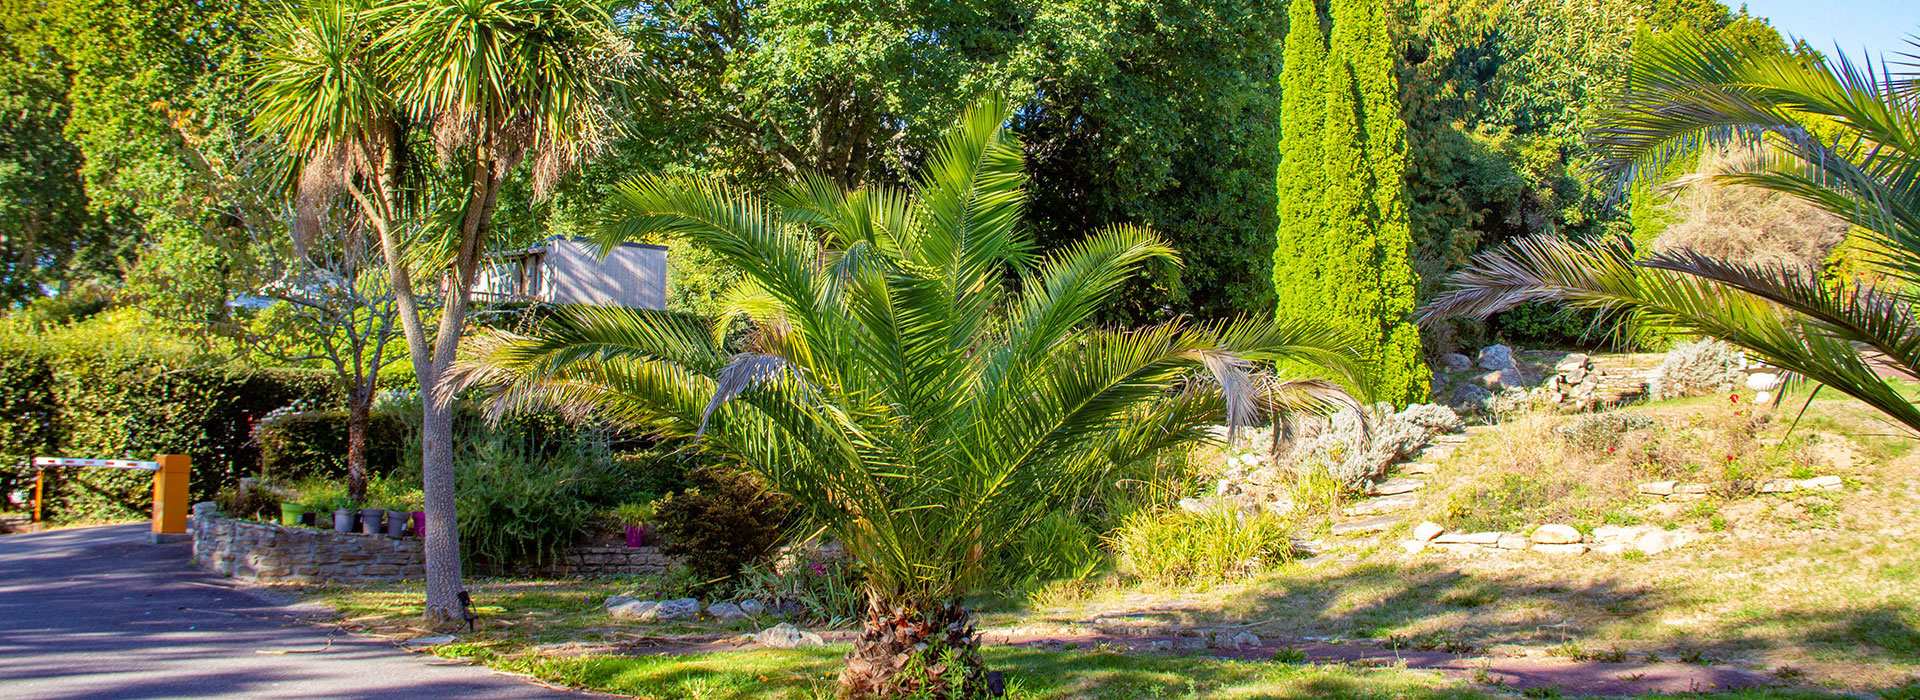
1273 0 1326 321
1273 0 1427 405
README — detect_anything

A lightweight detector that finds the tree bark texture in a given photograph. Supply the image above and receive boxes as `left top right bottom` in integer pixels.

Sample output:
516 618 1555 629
839 596 986 699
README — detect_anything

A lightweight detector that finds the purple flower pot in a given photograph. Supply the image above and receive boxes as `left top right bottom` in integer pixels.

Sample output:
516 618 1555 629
410 511 426 537
623 524 650 547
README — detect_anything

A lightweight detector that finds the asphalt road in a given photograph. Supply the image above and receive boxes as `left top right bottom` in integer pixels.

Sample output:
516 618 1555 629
0 523 584 699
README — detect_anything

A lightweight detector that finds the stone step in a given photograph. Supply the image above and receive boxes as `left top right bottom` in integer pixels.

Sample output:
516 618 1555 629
1330 515 1400 536
1368 478 1424 496
1402 462 1437 475
1343 493 1420 516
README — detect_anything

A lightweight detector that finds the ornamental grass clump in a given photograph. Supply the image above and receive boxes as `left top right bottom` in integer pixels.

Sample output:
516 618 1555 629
452 96 1365 699
1108 506 1295 589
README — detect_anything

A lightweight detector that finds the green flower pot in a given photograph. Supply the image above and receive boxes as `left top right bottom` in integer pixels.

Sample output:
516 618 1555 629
279 502 302 527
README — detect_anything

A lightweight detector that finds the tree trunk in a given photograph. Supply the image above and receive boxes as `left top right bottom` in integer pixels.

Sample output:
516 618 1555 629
417 356 463 626
840 595 986 699
344 383 372 503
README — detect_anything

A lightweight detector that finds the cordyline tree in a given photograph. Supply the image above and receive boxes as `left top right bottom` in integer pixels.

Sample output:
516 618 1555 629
453 97 1368 698
1420 30 1920 431
250 0 626 624
1271 0 1426 406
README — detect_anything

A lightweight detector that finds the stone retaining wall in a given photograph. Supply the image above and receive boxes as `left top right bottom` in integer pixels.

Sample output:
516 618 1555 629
511 546 676 577
191 516 679 583
191 516 425 584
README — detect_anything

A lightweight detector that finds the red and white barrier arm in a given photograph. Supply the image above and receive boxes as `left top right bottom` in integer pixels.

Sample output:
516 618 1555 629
32 457 162 471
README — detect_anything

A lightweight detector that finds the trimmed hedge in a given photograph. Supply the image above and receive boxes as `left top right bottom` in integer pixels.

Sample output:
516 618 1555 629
0 314 336 521
256 410 410 483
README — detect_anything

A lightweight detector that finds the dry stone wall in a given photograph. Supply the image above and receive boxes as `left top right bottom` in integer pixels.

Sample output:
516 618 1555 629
191 516 425 584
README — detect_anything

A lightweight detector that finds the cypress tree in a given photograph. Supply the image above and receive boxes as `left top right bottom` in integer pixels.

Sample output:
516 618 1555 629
1273 0 1326 322
1348 0 1426 404
1273 0 1427 405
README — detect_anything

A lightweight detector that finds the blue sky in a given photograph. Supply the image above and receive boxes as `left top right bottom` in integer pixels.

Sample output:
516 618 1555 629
1737 0 1919 62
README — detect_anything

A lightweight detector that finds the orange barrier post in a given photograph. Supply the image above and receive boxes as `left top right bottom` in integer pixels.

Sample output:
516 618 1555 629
32 468 44 523
152 454 189 537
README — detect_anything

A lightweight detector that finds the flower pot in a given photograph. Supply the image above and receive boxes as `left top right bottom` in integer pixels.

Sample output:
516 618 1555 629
410 511 426 537
359 508 384 535
298 511 316 527
385 510 407 537
332 508 355 533
623 524 646 547
279 503 302 527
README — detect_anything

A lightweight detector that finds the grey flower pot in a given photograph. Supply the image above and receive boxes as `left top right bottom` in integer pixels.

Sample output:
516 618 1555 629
332 508 355 533
385 510 407 537
359 508 384 535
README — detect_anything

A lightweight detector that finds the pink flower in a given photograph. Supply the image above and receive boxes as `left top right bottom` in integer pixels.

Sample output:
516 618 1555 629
1729 393 1740 404
808 562 827 576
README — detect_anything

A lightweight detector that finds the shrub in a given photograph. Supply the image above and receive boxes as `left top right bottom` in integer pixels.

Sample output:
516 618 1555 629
1649 339 1745 400
991 510 1103 594
1555 412 1657 450
654 466 797 591
732 559 865 627
456 434 601 568
1107 506 1294 589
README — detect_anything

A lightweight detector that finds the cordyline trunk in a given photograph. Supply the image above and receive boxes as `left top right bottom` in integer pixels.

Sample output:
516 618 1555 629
840 594 987 699
344 383 372 503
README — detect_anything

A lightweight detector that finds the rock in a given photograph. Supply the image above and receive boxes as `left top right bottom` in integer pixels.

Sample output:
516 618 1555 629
1174 636 1209 650
756 623 825 649
1227 632 1261 649
1400 540 1428 554
1330 515 1400 535
1369 478 1425 496
1177 497 1221 514
1474 370 1522 390
608 600 659 620
1439 353 1474 372
603 595 636 610
1798 475 1843 491
1675 483 1710 495
1531 524 1583 544
1262 498 1298 516
1530 543 1589 555
1433 531 1500 545
1496 534 1531 550
1412 521 1444 542
652 598 700 621
739 599 766 616
1638 481 1677 496
1756 390 1773 404
1477 344 1517 372
1563 366 1588 384
707 602 747 619
1147 640 1175 652
1746 372 1781 391
1555 353 1590 372
1403 462 1437 475
401 635 456 646
1449 383 1493 409
1635 530 1695 554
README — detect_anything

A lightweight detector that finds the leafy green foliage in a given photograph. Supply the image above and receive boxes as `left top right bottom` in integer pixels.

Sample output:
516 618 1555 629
454 432 604 568
255 409 409 482
654 467 799 592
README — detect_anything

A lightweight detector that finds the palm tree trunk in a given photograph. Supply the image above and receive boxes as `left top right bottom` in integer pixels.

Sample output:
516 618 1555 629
839 595 986 699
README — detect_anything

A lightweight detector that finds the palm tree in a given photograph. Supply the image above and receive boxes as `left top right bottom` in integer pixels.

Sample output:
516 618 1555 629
250 0 626 624
453 96 1366 698
1420 30 1920 431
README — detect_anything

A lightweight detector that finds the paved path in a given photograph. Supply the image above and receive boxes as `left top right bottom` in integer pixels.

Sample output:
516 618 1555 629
0 523 584 699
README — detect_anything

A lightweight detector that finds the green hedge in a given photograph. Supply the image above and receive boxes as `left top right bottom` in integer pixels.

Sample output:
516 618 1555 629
256 410 410 483
0 313 336 521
